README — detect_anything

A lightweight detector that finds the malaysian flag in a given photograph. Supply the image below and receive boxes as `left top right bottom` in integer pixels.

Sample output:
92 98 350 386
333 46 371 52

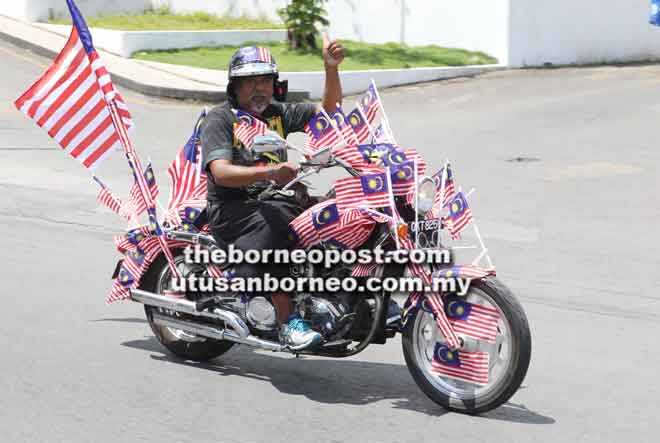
166 110 207 223
358 83 381 124
346 107 371 144
257 46 273 63
431 342 490 386
14 0 133 171
444 192 474 239
128 160 159 216
445 297 500 343
232 109 267 148
93 175 126 218
335 172 391 211
390 160 417 196
288 210 321 249
351 263 378 277
402 148 427 173
311 201 341 241
433 265 495 280
329 106 359 146
304 111 340 151
433 164 456 207
331 144 378 171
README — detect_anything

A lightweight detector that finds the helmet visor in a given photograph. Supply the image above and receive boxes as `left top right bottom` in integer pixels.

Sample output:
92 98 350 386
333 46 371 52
230 62 278 78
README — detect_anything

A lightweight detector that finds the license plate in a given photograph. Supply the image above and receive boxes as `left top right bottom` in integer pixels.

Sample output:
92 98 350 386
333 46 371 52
111 259 123 279
409 218 440 233
409 218 441 248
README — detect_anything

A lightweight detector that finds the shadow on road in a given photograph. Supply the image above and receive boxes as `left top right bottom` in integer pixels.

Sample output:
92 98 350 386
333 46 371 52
91 317 147 324
122 335 554 424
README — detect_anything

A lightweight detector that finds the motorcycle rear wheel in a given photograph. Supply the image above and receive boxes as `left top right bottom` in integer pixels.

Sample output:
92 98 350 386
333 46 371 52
402 277 531 414
141 251 234 362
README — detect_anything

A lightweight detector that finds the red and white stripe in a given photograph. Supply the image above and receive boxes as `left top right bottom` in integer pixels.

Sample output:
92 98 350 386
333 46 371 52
97 186 123 216
234 119 267 148
289 211 321 248
431 349 490 386
444 207 474 239
426 293 462 349
334 174 391 211
450 303 500 343
304 123 340 152
258 47 272 63
14 28 132 171
351 263 378 277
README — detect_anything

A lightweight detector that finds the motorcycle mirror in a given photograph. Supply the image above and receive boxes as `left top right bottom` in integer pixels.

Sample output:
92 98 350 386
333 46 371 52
252 131 287 153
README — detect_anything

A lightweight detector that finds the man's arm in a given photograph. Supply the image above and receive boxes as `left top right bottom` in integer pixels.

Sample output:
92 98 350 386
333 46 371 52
209 159 297 187
320 32 345 114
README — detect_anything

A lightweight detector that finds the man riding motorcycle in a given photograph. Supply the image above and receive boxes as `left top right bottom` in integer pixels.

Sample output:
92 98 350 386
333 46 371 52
201 36 345 350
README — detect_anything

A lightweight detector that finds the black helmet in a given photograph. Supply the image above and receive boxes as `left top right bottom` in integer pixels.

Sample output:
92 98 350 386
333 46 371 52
226 46 288 104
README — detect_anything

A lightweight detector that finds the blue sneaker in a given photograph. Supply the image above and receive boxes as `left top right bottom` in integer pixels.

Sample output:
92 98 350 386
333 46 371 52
280 315 322 351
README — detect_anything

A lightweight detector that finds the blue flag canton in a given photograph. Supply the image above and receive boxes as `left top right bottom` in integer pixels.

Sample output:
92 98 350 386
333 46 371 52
308 113 333 139
434 342 461 367
144 163 156 187
433 165 454 189
360 173 389 194
118 266 135 288
382 149 408 168
357 143 396 163
444 297 473 321
147 208 162 236
128 247 146 267
234 109 257 127
323 238 348 250
347 109 366 130
127 228 147 245
390 160 415 183
312 203 340 230
446 192 469 221
330 108 348 128
359 84 378 111
181 207 201 233
66 0 95 54
652 0 660 25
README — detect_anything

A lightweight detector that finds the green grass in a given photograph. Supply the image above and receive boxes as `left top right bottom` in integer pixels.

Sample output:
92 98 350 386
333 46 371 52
132 40 497 71
48 7 283 31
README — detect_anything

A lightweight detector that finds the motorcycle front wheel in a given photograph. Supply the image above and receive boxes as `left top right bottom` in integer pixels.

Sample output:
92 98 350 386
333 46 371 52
402 277 531 414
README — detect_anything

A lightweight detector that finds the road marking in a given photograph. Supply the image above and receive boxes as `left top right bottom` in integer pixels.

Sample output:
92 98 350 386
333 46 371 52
544 161 643 181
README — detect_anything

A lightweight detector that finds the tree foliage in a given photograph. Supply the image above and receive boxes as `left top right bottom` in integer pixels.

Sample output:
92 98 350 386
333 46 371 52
277 0 329 50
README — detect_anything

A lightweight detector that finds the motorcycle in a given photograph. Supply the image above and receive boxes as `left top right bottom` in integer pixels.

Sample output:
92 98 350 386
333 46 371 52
124 132 532 415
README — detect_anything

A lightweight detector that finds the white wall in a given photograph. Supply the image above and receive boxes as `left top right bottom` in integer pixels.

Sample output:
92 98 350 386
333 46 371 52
164 0 508 63
3 0 151 22
509 0 660 66
325 1 509 64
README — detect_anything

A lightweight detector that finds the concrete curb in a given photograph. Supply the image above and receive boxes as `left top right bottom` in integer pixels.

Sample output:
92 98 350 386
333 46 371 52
0 15 505 103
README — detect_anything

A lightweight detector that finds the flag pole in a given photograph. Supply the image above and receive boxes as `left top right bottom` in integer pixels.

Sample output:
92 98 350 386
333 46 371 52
355 104 378 142
384 166 400 250
370 79 397 144
413 158 420 247
435 159 449 249
106 97 181 279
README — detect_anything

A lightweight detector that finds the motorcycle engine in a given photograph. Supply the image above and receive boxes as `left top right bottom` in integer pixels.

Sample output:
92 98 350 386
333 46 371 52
298 293 354 339
246 296 278 332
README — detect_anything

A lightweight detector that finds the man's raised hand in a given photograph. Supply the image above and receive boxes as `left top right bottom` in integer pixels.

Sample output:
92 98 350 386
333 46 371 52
322 31 345 67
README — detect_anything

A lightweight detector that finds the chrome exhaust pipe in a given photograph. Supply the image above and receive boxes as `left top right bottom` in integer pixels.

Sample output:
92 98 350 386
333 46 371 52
151 312 285 352
131 288 249 339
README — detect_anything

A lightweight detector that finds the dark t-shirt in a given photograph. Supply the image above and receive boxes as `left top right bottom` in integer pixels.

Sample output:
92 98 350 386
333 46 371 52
201 101 317 202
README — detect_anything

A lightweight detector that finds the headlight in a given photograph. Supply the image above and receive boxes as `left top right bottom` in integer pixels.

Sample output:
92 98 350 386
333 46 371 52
415 176 436 214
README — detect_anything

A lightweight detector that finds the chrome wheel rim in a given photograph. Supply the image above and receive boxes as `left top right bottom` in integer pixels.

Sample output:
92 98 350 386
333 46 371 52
411 286 513 400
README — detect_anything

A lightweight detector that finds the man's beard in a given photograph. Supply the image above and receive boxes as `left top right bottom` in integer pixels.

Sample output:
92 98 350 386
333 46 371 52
249 93 269 114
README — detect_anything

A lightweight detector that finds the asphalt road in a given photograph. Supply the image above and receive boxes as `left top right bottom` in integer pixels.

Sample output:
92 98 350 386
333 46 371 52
0 39 658 443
